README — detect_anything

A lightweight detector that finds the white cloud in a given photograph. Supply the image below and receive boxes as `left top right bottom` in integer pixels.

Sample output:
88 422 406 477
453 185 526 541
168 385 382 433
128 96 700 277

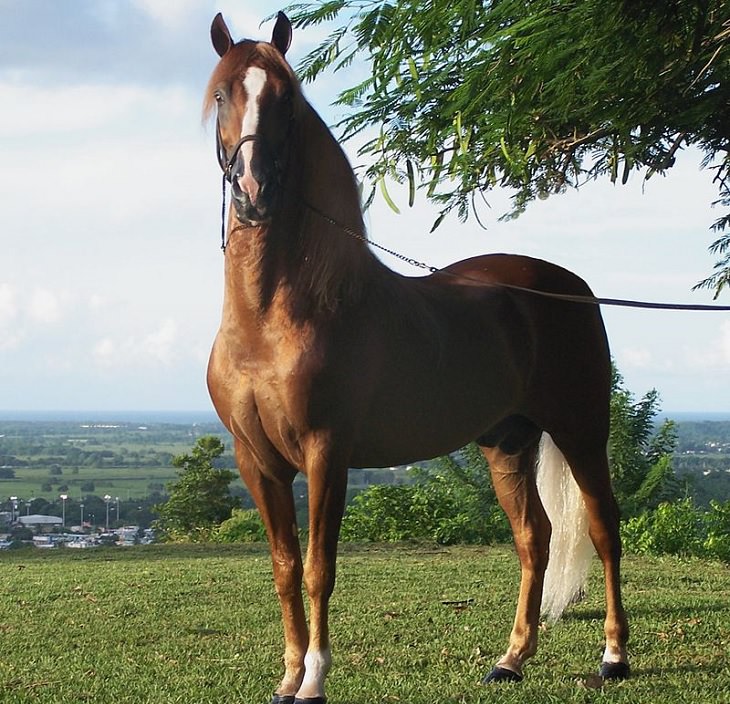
142 319 178 365
27 288 63 324
0 283 21 351
0 82 184 138
719 321 730 365
683 320 730 371
92 337 117 367
620 346 653 369
0 283 17 325
91 319 178 369
131 0 201 30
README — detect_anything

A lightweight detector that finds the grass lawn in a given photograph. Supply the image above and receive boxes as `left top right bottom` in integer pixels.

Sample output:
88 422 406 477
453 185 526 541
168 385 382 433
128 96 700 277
0 544 728 703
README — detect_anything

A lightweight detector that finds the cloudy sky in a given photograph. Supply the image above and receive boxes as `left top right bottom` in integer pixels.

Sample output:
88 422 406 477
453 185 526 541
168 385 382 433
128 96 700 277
1 0 729 415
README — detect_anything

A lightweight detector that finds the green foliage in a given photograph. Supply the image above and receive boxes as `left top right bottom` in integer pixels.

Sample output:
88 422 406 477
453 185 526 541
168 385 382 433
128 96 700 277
609 366 681 516
621 498 730 562
288 0 730 294
153 436 240 542
341 444 509 544
211 508 268 543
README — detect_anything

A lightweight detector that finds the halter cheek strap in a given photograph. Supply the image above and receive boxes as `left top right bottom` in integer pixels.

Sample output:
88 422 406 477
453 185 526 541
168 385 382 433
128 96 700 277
216 123 267 252
216 124 261 182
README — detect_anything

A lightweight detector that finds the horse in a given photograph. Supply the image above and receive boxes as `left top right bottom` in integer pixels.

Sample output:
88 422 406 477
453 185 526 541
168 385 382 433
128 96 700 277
204 12 629 703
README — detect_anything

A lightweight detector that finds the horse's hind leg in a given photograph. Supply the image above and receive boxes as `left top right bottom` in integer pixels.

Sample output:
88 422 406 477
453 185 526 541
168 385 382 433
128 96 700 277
480 422 548 682
235 441 309 703
551 434 630 679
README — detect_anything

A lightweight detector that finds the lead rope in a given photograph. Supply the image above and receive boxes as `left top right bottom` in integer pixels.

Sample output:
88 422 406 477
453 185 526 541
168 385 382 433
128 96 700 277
304 203 730 312
218 196 730 311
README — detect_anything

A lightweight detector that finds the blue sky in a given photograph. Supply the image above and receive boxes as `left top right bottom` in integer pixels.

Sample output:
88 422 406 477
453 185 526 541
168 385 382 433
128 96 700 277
1 0 728 414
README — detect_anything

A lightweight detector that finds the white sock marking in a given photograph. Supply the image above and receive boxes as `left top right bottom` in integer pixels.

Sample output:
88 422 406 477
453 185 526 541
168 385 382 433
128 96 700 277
296 648 331 699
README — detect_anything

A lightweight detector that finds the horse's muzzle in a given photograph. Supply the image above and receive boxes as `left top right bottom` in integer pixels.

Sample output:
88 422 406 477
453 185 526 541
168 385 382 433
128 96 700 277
230 165 278 224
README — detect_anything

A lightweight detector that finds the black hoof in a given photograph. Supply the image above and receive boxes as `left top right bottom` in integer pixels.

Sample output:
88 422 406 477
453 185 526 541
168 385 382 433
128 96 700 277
294 699 326 704
482 666 523 684
600 661 630 680
271 696 295 704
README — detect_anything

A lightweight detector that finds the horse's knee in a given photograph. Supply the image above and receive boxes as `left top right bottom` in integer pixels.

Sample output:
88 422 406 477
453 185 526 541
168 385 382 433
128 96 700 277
303 561 336 601
273 555 304 599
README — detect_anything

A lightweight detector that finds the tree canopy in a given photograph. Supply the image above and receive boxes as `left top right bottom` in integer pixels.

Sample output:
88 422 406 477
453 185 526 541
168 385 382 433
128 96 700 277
154 436 240 541
288 0 730 294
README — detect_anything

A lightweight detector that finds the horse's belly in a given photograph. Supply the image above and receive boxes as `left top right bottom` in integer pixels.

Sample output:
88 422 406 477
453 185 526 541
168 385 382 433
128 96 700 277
350 377 515 468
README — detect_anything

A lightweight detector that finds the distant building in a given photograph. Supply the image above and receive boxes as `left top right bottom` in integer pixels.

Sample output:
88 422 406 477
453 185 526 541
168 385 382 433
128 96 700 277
18 515 63 532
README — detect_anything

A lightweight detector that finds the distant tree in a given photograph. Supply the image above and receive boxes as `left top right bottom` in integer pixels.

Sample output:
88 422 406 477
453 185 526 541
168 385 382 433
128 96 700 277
0 468 15 479
289 0 730 294
609 367 682 515
153 436 240 542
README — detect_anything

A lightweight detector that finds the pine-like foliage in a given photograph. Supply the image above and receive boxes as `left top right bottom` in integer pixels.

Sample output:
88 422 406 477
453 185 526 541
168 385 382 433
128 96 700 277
609 366 682 516
288 0 730 295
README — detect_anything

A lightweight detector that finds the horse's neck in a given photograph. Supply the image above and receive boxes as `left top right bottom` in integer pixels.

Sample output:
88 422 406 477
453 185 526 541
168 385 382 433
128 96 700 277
224 102 377 321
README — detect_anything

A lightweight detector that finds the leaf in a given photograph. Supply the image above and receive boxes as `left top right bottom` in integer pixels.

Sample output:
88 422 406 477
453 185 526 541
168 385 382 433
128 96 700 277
379 175 401 214
430 209 448 233
428 152 444 197
499 136 513 165
406 159 416 207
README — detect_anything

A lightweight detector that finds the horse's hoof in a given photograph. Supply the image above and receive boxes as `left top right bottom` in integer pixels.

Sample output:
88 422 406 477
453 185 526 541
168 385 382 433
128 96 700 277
271 696 295 704
599 661 630 680
293 699 326 704
482 666 523 684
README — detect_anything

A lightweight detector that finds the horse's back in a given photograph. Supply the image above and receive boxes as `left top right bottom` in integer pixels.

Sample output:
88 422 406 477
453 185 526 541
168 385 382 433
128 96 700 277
439 253 595 297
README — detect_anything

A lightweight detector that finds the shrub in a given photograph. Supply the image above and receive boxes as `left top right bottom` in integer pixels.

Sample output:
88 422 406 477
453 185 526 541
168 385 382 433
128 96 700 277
703 500 730 562
340 469 510 545
212 508 267 543
621 499 730 562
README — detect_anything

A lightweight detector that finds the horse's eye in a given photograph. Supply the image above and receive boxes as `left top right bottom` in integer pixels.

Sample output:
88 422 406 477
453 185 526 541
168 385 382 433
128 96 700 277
214 91 224 104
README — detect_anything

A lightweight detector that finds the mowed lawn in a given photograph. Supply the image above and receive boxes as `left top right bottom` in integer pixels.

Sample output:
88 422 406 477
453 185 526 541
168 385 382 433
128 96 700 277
0 544 728 704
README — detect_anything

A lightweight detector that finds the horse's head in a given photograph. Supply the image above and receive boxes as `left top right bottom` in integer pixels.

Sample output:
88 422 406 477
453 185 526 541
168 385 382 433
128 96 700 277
205 12 295 226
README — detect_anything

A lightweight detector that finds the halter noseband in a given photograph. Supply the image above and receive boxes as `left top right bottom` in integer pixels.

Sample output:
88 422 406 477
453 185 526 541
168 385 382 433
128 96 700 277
215 122 281 252
215 125 262 182
214 101 294 251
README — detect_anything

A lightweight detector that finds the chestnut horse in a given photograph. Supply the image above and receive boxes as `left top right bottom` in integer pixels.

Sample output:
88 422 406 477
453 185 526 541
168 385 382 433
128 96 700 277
204 12 629 703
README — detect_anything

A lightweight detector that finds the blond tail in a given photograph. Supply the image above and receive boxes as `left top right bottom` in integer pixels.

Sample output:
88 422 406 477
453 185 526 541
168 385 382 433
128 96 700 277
535 432 595 622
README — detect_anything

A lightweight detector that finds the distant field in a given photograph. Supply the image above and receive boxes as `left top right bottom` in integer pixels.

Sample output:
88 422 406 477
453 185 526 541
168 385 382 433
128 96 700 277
0 419 239 502
0 466 185 501
0 544 727 704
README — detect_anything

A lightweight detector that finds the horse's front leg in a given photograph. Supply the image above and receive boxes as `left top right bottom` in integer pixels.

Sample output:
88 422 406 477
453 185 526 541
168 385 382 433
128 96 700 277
235 441 309 704
294 448 349 704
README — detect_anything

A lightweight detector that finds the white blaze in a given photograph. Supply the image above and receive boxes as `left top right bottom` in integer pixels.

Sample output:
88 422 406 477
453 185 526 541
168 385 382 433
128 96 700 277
238 66 268 204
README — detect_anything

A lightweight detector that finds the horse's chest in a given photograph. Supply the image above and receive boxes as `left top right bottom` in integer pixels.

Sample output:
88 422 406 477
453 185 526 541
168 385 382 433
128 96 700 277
208 329 320 472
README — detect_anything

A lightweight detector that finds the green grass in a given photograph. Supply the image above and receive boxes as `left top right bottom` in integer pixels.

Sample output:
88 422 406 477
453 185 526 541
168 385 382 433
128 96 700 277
0 544 728 703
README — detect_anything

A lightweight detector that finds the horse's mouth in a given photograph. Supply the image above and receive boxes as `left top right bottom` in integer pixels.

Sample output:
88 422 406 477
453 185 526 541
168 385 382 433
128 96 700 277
232 196 272 226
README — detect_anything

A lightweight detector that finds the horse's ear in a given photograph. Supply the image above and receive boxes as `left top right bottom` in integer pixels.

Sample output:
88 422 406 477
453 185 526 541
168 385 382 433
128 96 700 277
271 12 292 56
211 12 234 57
